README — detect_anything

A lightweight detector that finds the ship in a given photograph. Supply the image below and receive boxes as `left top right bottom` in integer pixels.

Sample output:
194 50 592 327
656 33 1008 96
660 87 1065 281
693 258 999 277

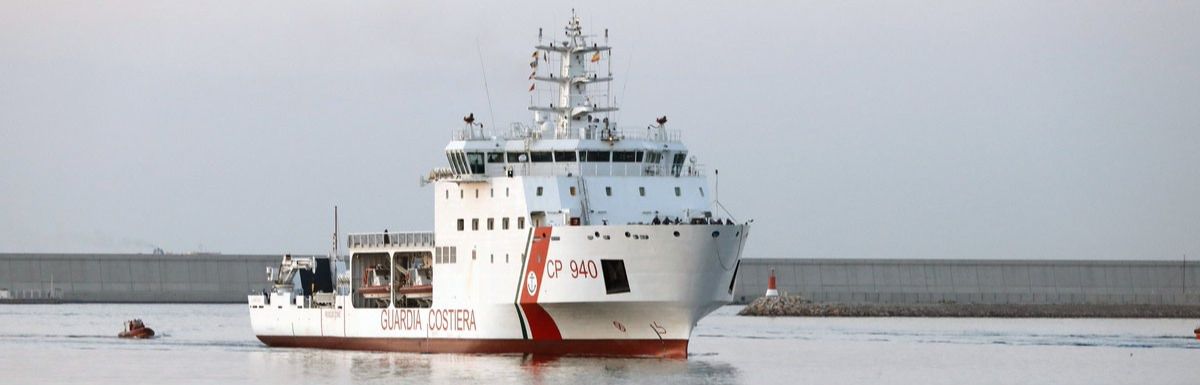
248 12 750 358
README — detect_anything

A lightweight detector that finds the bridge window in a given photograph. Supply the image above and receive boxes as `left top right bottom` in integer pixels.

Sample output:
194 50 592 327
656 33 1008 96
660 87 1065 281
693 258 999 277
487 152 504 163
449 152 469 174
471 218 479 231
554 151 577 162
507 152 527 163
531 152 553 162
457 219 464 231
645 152 662 163
585 151 610 162
636 151 644 162
467 152 485 174
671 153 687 176
613 151 637 162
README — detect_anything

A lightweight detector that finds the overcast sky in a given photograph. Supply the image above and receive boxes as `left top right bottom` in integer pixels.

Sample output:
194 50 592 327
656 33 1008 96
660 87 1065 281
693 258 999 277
2 1 1197 259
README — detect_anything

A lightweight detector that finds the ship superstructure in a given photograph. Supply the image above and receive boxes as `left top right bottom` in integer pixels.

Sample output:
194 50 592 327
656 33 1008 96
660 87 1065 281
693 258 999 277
248 13 750 358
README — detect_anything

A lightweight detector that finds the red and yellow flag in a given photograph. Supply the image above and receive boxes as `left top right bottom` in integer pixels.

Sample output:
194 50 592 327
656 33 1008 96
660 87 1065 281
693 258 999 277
590 51 601 63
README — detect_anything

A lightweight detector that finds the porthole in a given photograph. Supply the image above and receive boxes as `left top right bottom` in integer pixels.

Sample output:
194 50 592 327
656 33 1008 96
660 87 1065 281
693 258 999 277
673 231 680 237
711 231 720 238
624 231 631 238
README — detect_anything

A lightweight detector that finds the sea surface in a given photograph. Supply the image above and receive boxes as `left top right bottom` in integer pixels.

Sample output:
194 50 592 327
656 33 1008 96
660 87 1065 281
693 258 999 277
1 304 1198 384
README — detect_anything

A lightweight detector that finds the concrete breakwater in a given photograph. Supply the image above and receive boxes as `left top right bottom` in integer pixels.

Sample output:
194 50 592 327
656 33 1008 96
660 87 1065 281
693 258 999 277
734 258 1200 306
0 253 293 303
738 295 1200 318
5 254 1200 306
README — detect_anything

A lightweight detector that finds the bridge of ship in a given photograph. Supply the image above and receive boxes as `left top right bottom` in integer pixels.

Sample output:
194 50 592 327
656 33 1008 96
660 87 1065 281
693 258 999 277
441 126 705 179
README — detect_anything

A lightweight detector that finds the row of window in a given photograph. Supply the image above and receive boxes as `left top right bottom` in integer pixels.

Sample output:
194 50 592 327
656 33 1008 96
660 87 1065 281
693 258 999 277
537 186 705 198
486 150 667 164
447 187 512 199
446 186 706 199
445 150 685 175
434 246 457 264
456 217 526 231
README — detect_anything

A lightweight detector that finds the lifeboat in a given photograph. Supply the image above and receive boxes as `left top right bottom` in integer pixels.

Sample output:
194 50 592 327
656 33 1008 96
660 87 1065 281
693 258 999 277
358 285 391 299
118 319 155 339
396 284 433 299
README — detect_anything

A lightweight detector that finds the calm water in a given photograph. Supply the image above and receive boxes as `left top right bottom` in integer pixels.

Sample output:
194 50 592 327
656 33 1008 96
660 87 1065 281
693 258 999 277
1 304 1198 384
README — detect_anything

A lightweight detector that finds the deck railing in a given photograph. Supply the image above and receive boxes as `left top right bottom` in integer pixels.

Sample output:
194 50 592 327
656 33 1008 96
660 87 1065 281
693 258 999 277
347 232 435 249
453 123 682 143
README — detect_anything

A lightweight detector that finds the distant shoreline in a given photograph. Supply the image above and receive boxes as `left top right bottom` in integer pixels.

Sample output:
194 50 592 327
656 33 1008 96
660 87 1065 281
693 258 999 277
738 296 1200 318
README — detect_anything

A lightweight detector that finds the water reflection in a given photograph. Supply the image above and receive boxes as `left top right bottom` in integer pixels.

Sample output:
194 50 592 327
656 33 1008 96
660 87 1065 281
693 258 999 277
244 348 739 384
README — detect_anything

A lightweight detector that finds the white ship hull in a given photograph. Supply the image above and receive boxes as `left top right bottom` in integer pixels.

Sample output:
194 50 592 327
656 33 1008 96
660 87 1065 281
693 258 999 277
250 13 752 359
249 224 747 358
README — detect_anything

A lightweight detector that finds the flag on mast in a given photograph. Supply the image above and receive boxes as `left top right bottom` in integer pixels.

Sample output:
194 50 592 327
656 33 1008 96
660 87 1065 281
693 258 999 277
590 51 601 63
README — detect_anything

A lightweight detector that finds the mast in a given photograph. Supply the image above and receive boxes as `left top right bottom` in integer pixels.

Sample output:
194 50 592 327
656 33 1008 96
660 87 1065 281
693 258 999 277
529 11 617 140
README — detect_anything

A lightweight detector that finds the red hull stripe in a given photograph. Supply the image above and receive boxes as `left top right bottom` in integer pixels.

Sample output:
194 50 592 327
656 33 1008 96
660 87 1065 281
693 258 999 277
256 336 688 358
518 227 562 340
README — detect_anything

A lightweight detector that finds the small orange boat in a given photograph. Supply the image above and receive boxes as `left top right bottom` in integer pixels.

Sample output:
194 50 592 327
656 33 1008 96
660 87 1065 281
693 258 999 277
118 319 155 339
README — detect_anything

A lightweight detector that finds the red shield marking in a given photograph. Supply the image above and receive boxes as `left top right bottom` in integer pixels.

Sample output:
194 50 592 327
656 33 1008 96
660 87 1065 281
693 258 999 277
518 226 562 340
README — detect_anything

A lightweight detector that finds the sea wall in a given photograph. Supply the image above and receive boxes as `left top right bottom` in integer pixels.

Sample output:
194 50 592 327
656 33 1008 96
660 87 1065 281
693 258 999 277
733 258 1200 305
0 253 289 303
6 254 1199 306
737 295 1200 318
